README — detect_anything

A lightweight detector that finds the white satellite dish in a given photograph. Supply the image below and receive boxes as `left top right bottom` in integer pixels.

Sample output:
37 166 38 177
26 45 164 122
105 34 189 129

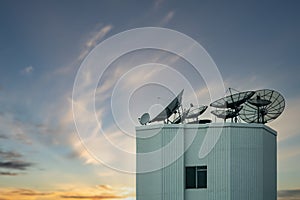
138 113 150 125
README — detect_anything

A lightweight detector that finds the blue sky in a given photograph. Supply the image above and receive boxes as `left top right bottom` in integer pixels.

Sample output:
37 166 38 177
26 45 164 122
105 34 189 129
0 0 299 199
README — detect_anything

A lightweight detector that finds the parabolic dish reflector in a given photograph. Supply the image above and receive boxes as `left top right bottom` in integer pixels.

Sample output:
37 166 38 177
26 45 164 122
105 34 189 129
239 89 285 124
150 89 184 123
186 105 208 119
138 113 150 125
211 106 243 120
210 91 255 109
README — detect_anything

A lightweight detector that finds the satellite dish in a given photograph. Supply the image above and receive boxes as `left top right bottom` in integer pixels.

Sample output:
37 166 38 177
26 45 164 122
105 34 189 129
211 106 243 122
239 89 285 124
184 105 209 124
210 89 255 109
186 105 208 119
173 107 190 124
138 113 150 125
149 89 184 124
247 96 271 107
210 88 255 122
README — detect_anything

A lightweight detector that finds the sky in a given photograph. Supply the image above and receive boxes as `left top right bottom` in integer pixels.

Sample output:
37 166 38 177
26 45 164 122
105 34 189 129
0 0 300 199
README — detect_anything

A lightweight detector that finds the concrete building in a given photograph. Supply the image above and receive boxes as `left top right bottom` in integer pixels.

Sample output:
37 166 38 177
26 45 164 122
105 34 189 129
136 123 277 200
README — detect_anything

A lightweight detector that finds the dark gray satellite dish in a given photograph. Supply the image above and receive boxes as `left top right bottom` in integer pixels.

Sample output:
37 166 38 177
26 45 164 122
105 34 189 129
185 105 208 124
211 106 243 121
186 105 208 119
138 113 150 125
210 88 255 122
149 89 184 124
210 89 255 109
173 107 190 124
239 89 285 124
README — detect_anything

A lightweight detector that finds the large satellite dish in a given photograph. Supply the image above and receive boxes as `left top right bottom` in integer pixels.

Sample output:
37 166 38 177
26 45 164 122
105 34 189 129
138 89 184 124
210 90 255 109
173 107 190 124
210 89 255 122
239 89 285 124
185 105 209 124
186 105 208 119
150 89 184 124
211 106 243 121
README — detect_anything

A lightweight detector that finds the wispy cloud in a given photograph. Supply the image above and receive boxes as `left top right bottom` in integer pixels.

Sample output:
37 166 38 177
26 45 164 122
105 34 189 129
158 11 175 26
68 48 214 169
97 185 113 191
21 66 34 75
67 138 99 165
86 25 113 48
0 112 33 145
60 194 123 199
0 161 33 170
0 171 19 176
55 24 113 75
271 97 300 142
0 134 8 139
0 150 22 159
9 189 52 196
78 24 113 62
154 0 165 9
0 188 53 200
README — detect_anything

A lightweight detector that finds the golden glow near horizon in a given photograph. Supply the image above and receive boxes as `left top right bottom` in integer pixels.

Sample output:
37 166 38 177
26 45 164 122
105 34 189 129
0 185 135 200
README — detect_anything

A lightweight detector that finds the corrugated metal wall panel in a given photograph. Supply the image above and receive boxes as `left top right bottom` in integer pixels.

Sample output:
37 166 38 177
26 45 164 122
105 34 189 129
230 126 264 200
162 127 184 200
136 123 277 200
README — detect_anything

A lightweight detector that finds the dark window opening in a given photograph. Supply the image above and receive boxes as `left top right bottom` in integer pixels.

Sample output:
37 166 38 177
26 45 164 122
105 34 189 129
185 166 207 189
186 167 196 188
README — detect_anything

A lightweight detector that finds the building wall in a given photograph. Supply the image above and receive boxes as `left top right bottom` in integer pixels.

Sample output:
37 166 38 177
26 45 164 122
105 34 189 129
136 125 184 200
263 128 277 200
184 124 231 200
229 126 264 200
136 123 277 200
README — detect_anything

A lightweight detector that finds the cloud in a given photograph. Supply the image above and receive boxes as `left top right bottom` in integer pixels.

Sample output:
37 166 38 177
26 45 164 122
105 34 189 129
154 0 165 9
0 109 72 147
78 24 113 61
86 25 113 48
97 185 113 191
0 150 22 159
267 97 300 164
158 11 175 26
21 66 34 74
54 24 113 75
68 48 216 169
0 171 19 176
58 184 135 199
0 134 8 139
0 188 53 200
278 189 300 200
0 183 135 200
0 161 33 170
10 189 52 196
0 112 33 145
60 194 123 199
66 139 99 165
271 97 300 142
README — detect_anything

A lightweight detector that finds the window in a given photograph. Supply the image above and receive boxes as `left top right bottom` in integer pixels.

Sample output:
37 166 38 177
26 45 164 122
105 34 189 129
186 167 196 188
197 166 207 188
185 166 207 189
